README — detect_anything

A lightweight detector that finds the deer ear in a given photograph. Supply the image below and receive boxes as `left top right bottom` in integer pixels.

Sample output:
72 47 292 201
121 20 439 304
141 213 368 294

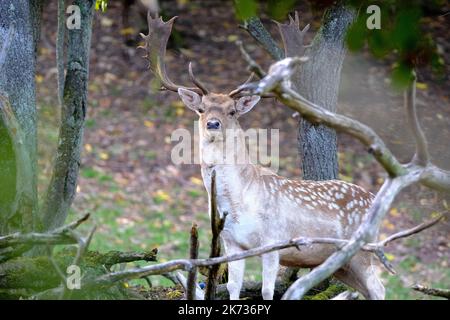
236 95 260 115
178 88 202 112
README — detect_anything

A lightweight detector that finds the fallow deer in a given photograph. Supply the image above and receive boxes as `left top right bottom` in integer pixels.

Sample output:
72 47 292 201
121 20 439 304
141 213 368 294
141 14 385 300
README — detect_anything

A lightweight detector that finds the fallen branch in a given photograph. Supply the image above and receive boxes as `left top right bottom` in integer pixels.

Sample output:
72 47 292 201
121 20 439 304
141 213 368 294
79 215 441 291
0 213 90 249
95 249 158 268
412 284 450 299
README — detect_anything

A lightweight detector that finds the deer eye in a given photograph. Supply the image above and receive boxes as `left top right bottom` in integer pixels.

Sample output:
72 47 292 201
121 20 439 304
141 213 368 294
229 110 236 116
198 108 205 114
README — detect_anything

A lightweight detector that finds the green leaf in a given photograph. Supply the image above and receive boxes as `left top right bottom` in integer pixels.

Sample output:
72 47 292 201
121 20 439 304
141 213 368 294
267 0 297 21
234 0 258 21
346 17 367 52
391 63 414 90
95 0 108 12
392 7 421 53
368 29 391 58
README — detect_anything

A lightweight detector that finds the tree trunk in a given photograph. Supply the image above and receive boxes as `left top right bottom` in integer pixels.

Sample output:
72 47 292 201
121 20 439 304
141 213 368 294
294 5 355 180
0 0 42 234
41 0 95 231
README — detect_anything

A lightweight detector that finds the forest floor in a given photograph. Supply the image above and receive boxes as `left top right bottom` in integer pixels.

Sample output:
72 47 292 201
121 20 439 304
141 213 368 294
35 1 449 299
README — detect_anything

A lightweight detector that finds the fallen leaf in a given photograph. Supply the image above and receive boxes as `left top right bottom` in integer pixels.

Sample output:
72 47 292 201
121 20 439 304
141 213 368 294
99 152 109 160
416 82 427 90
190 176 203 185
144 120 154 128
120 27 135 36
385 253 395 261
390 207 400 217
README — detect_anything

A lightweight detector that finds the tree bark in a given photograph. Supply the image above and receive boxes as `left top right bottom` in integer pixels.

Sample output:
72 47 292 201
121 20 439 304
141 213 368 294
41 0 95 231
295 4 355 180
0 0 42 234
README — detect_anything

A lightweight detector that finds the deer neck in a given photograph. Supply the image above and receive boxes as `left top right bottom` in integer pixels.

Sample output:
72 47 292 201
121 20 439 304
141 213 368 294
199 127 255 195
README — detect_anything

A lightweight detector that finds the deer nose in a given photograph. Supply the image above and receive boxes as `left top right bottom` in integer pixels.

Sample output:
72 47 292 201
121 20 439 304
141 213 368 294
207 119 221 130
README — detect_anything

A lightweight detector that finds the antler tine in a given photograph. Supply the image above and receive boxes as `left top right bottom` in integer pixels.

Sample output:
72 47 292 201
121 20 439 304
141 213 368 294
139 12 204 95
228 73 255 97
188 62 209 95
275 10 310 58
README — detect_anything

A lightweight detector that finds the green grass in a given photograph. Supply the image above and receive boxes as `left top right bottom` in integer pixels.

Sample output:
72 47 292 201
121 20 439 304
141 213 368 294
383 256 450 300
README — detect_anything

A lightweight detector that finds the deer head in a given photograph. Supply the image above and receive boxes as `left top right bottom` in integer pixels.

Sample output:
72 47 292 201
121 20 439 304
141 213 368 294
140 13 261 165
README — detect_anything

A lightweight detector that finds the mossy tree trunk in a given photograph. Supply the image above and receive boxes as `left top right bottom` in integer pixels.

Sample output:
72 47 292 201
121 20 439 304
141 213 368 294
41 0 95 232
0 0 43 234
1 0 94 236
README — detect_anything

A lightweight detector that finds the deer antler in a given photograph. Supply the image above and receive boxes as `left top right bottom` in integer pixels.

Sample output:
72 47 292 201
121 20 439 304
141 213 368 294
188 62 209 95
139 12 208 95
274 11 310 58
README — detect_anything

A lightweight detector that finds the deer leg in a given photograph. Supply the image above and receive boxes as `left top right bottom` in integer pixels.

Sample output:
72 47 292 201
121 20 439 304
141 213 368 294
227 258 245 300
261 251 279 300
223 240 245 300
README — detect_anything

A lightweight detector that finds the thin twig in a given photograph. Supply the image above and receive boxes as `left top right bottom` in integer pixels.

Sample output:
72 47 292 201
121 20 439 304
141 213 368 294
236 40 266 78
379 214 443 246
63 225 96 299
240 17 284 60
405 76 429 166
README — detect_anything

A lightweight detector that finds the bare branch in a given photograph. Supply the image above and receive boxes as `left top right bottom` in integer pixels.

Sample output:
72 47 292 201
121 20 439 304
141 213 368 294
186 223 199 300
45 245 68 300
421 165 450 193
405 76 429 166
72 225 96 268
82 208 440 293
97 248 158 268
236 40 266 78
238 59 409 178
205 170 227 300
240 17 284 60
379 214 444 246
412 284 450 299
0 213 90 248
